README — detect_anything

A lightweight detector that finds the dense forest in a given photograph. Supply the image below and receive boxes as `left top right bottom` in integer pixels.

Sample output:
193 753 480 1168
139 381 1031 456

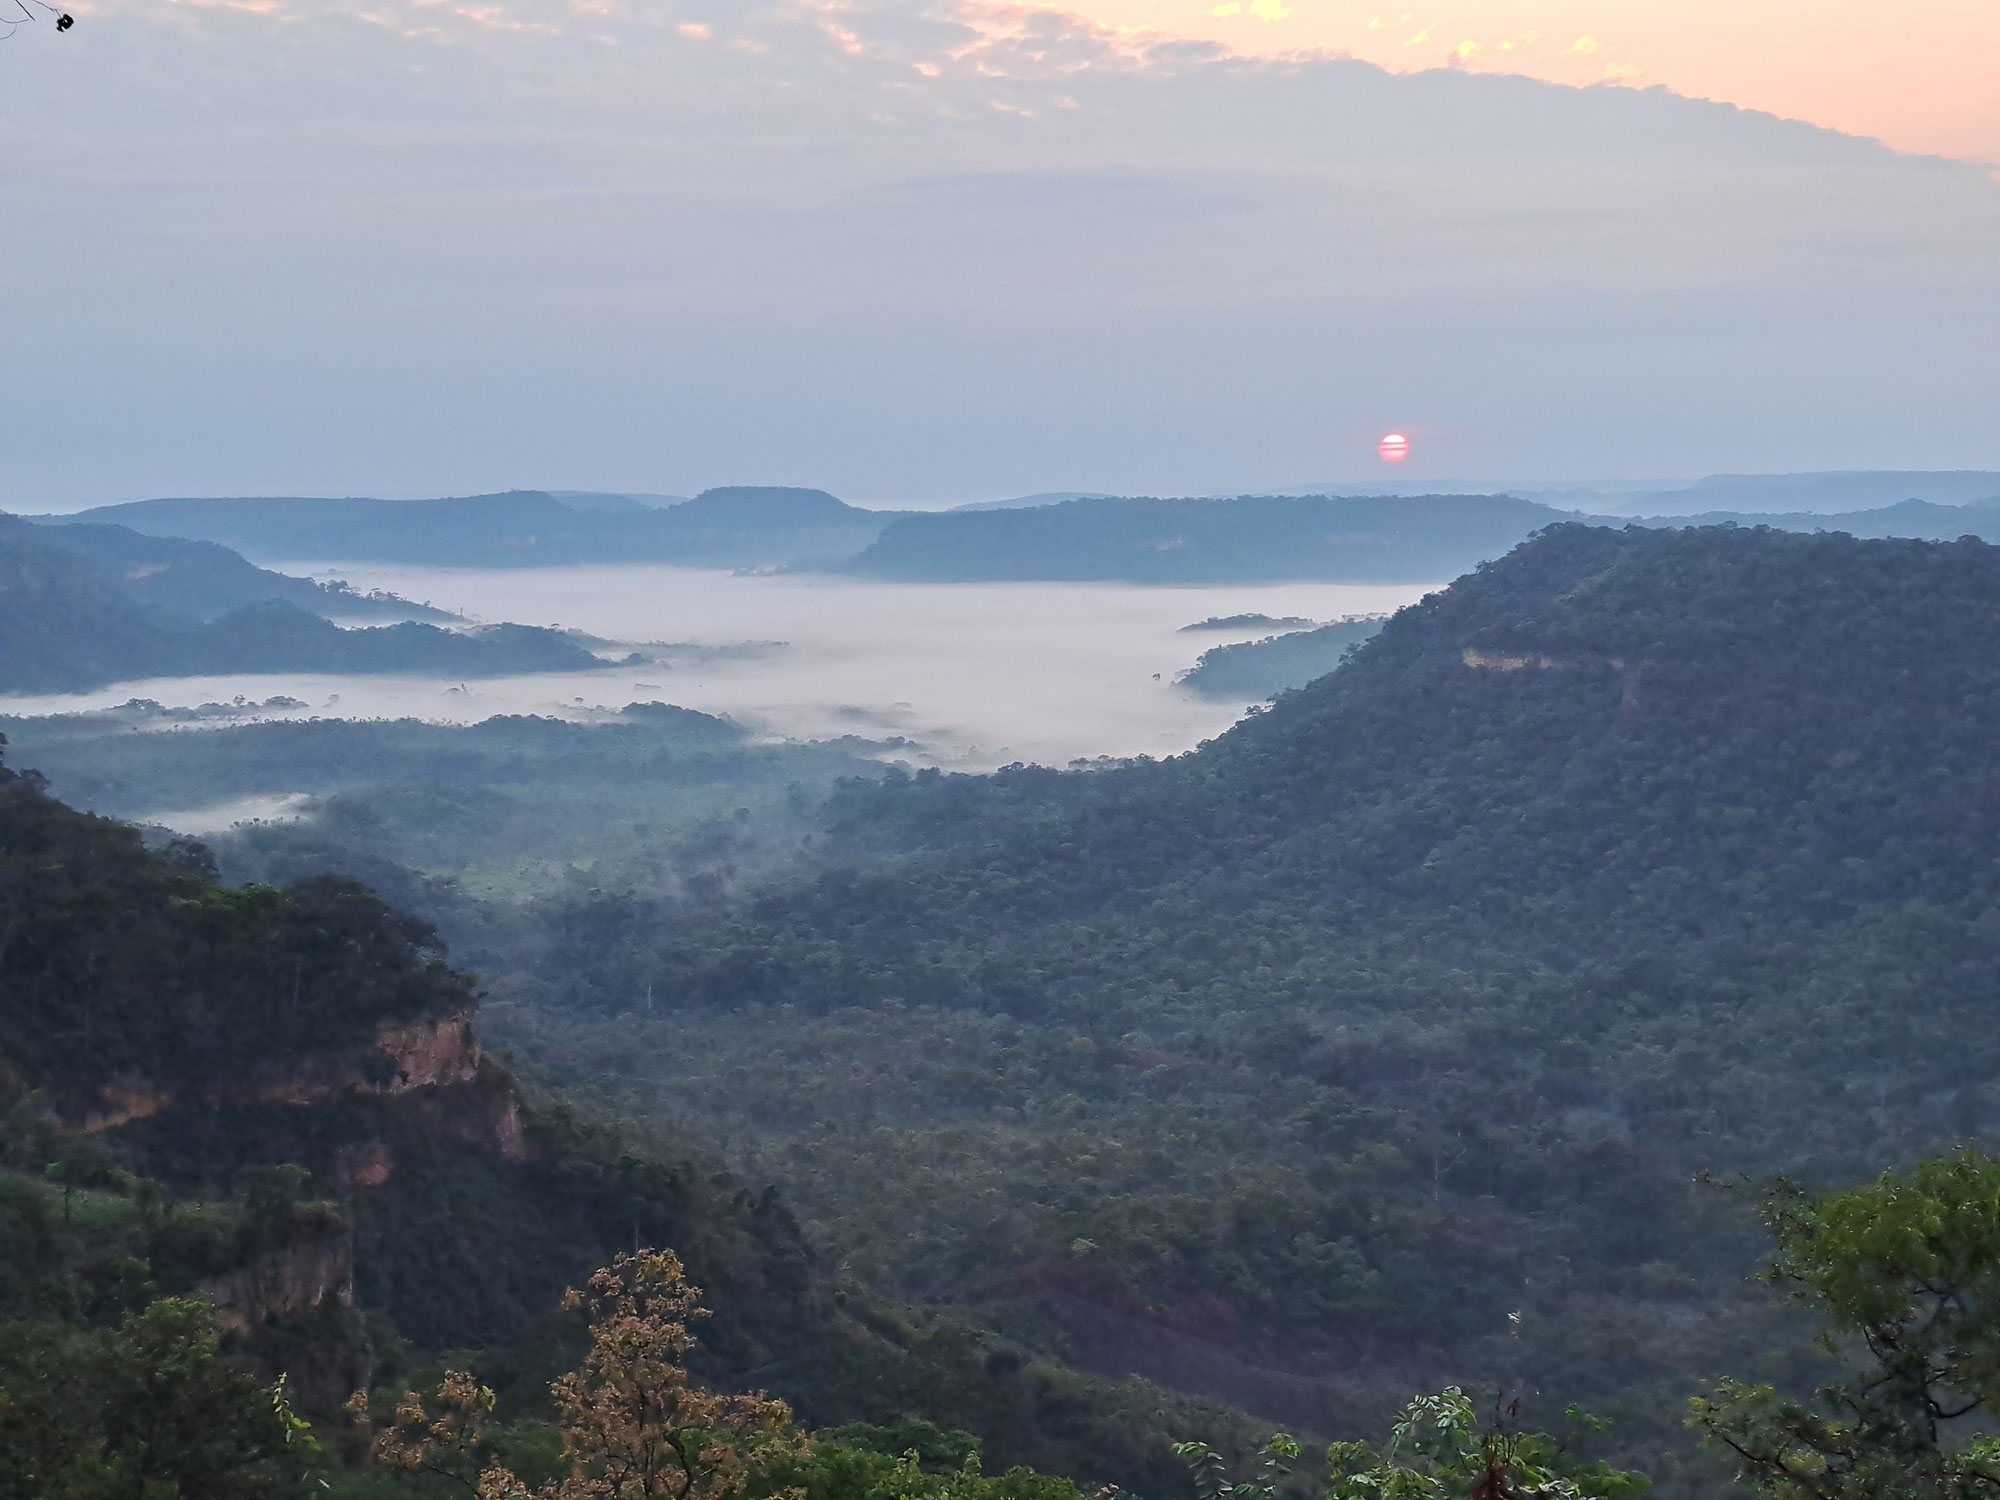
0 755 1280 1496
3 523 1995 1496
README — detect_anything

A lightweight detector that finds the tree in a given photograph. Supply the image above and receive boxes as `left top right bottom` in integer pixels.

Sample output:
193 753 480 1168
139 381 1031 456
1176 1389 1648 1500
363 1248 805 1500
1690 1149 2000 1499
351 1368 504 1496
0 1297 318 1500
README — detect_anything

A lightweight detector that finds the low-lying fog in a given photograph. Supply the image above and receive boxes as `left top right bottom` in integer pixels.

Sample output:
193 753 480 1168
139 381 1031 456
9 565 1436 768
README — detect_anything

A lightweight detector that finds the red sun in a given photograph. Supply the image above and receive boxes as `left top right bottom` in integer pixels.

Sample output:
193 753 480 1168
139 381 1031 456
1378 432 1410 463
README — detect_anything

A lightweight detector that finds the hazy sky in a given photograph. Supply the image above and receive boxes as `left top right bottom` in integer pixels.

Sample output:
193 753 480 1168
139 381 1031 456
3 0 1996 506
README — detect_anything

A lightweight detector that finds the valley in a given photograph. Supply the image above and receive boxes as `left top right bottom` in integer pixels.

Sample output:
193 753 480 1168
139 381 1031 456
5 517 1993 1497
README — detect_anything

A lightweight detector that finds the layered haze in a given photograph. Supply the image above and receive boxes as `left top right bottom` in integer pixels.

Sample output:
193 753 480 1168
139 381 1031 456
3 1 1996 505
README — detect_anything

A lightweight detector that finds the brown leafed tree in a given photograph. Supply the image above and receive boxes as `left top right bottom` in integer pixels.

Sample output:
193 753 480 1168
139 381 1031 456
358 1249 805 1500
348 1369 500 1495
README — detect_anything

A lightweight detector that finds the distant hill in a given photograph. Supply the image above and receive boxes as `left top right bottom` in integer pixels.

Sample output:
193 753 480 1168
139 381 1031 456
1263 471 2000 517
0 516 612 693
41 487 890 568
1628 495 2000 541
7 514 454 622
843 493 1576 583
1619 469 2000 516
546 490 690 512
950 492 1118 512
840 490 2000 583
1178 613 1317 632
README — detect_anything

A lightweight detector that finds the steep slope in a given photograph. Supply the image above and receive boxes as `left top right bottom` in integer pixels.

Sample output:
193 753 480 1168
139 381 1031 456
0 759 1264 1494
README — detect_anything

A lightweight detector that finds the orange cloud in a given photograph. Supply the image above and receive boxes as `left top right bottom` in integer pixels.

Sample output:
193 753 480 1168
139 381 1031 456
1014 0 2000 164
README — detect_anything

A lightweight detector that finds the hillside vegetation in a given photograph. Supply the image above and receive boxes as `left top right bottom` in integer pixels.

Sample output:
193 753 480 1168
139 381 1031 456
0 754 1271 1497
466 525 1997 1489
3 523 1992 1496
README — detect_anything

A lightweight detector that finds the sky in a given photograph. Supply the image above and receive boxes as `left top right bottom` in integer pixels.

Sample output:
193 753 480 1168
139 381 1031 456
1047 1 2000 165
2 0 1996 507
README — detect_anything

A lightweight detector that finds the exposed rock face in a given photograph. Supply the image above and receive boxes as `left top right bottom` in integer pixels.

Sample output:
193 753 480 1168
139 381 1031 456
71 1079 173 1134
378 1009 483 1089
66 1007 500 1131
201 1215 355 1335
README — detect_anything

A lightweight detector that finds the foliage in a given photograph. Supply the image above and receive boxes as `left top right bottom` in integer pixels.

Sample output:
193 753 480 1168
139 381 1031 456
1179 1392 1648 1500
366 1250 805 1500
1690 1151 2000 1498
350 1370 506 1495
0 1296 320 1499
0 756 473 1099
762 1423 1086 1500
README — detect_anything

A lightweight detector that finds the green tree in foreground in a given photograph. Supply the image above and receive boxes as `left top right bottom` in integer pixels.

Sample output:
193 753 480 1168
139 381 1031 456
762 1419 1086 1500
0 1297 318 1500
1690 1149 2000 1499
1176 1389 1647 1500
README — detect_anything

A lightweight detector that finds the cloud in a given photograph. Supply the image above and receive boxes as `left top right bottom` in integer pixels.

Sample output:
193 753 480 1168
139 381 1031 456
0 0 1995 502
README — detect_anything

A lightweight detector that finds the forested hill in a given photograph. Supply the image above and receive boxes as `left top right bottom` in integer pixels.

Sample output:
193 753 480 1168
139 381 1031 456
0 756 1267 1494
0 755 475 1114
842 493 1574 582
3 514 455 623
804 523 1995 935
0 514 613 692
531 524 1999 1471
40 486 891 568
840 490 1999 583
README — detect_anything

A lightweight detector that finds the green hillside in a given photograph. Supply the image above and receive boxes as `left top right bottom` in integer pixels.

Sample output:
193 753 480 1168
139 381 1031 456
0 754 1267 1497
471 525 1996 1487
5 523 1992 1496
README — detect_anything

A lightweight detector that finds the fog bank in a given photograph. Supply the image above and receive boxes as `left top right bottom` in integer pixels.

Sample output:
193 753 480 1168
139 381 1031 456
1 566 1432 767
